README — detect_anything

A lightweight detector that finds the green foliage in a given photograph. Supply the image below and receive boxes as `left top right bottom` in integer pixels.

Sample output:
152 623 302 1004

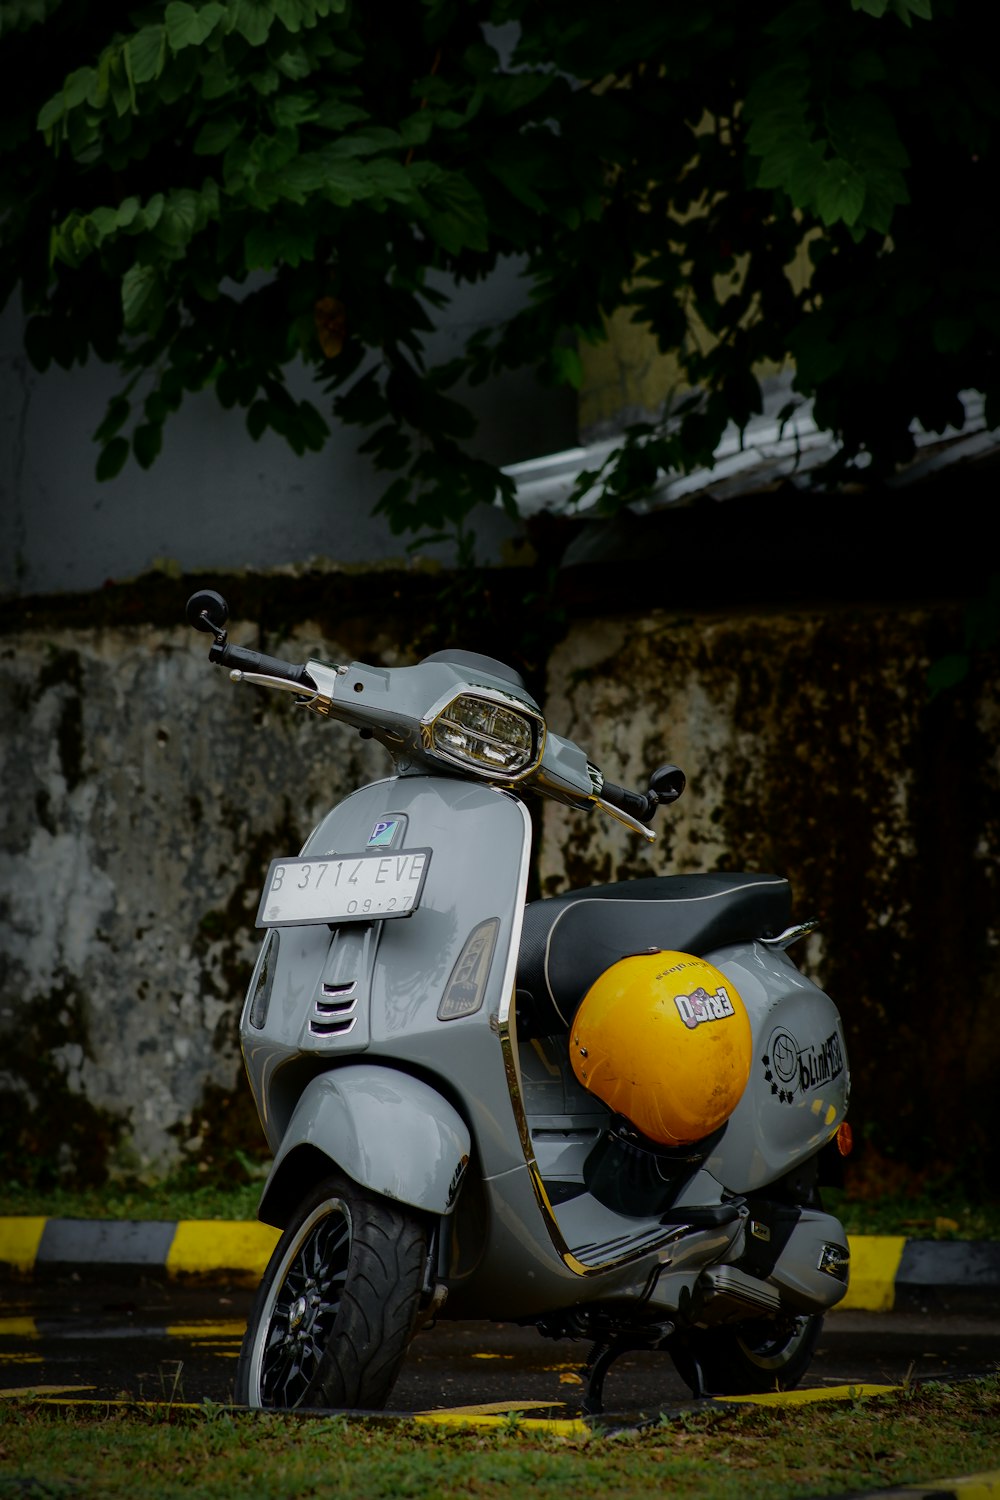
1 0 996 539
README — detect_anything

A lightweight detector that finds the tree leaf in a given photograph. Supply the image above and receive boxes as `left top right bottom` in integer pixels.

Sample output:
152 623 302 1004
271 92 318 128
144 391 170 424
36 91 66 132
141 193 166 231
296 398 330 448
95 436 130 481
94 395 131 444
194 115 242 155
231 0 275 47
132 422 163 468
551 345 583 389
273 0 307 31
165 1 226 50
121 264 161 330
314 99 369 131
816 160 867 226
63 65 97 109
421 172 489 253
335 368 385 425
127 25 166 85
247 399 271 439
486 72 554 115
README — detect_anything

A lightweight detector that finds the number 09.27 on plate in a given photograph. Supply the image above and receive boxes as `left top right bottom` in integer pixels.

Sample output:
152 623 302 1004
256 849 431 927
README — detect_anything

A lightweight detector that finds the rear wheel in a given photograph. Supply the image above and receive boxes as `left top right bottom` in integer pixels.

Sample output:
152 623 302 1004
671 1313 823 1397
235 1174 428 1411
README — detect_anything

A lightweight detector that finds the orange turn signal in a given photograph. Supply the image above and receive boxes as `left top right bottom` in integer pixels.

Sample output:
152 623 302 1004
834 1121 854 1157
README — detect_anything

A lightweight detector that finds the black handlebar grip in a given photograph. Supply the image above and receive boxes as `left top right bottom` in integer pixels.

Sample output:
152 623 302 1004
209 640 316 690
600 780 657 824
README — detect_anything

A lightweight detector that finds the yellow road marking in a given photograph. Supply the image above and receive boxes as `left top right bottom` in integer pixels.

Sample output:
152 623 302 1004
415 1406 589 1436
721 1382 899 1405
165 1321 246 1340
166 1221 279 1278
0 1385 96 1397
840 1235 907 1311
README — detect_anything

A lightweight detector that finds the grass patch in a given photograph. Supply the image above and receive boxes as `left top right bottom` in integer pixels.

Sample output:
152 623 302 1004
0 1175 264 1224
823 1187 1000 1241
0 1378 997 1500
1 1172 998 1241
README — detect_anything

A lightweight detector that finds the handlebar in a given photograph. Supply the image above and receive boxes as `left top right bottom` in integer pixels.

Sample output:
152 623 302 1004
208 638 317 691
186 590 317 691
187 588 686 842
599 781 659 825
599 764 687 825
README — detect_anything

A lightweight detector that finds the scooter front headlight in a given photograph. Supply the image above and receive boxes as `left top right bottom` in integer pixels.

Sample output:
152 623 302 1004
426 692 543 779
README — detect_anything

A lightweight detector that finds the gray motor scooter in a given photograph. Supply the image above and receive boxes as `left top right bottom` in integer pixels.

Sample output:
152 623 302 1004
186 589 852 1414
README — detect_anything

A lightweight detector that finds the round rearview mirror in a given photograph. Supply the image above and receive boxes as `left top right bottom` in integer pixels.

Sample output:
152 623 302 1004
186 589 229 635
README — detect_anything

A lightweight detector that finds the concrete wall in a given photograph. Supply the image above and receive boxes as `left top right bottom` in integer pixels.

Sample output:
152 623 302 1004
0 259 576 597
2 580 996 1188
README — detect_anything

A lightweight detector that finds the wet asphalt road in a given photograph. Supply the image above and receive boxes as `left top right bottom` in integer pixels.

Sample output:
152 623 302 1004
1 1276 998 1421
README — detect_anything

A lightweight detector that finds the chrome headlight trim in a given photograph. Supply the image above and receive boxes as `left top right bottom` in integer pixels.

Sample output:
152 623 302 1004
420 686 546 782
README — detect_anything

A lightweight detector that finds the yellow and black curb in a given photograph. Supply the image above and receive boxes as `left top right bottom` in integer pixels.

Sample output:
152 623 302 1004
2 1221 999 1311
0 1218 279 1284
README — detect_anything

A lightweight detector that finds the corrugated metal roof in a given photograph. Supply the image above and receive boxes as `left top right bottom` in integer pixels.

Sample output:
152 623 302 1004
502 380 998 518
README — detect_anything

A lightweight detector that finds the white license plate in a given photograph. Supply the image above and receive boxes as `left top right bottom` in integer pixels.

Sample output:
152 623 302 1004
255 849 431 927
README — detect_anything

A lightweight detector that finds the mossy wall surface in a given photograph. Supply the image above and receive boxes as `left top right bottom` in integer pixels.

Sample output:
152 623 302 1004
1 578 996 1186
0 608 396 1182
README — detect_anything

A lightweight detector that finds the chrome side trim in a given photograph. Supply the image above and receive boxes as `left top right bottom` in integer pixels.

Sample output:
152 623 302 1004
495 794 690 1277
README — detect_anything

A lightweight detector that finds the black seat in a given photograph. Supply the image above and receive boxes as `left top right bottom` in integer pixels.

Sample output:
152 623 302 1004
516 872 791 1034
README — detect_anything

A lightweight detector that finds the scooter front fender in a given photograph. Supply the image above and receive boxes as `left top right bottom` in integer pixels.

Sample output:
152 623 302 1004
256 1064 471 1229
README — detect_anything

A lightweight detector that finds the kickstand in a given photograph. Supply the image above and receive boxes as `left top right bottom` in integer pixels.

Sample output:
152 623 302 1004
581 1336 630 1417
581 1322 676 1418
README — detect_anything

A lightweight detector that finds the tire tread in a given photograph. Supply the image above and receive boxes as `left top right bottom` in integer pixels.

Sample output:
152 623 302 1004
235 1175 428 1411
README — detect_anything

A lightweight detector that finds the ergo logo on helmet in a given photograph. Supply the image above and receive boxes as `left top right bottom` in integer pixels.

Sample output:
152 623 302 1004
672 984 737 1030
651 956 738 1031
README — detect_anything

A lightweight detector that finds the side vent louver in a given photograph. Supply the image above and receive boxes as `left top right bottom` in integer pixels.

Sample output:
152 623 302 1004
310 980 358 1037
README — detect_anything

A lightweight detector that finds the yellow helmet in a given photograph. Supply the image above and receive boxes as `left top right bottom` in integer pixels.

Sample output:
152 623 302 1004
570 950 752 1147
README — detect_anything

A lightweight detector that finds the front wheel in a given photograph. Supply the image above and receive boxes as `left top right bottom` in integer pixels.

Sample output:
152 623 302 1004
671 1313 823 1397
235 1174 428 1411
